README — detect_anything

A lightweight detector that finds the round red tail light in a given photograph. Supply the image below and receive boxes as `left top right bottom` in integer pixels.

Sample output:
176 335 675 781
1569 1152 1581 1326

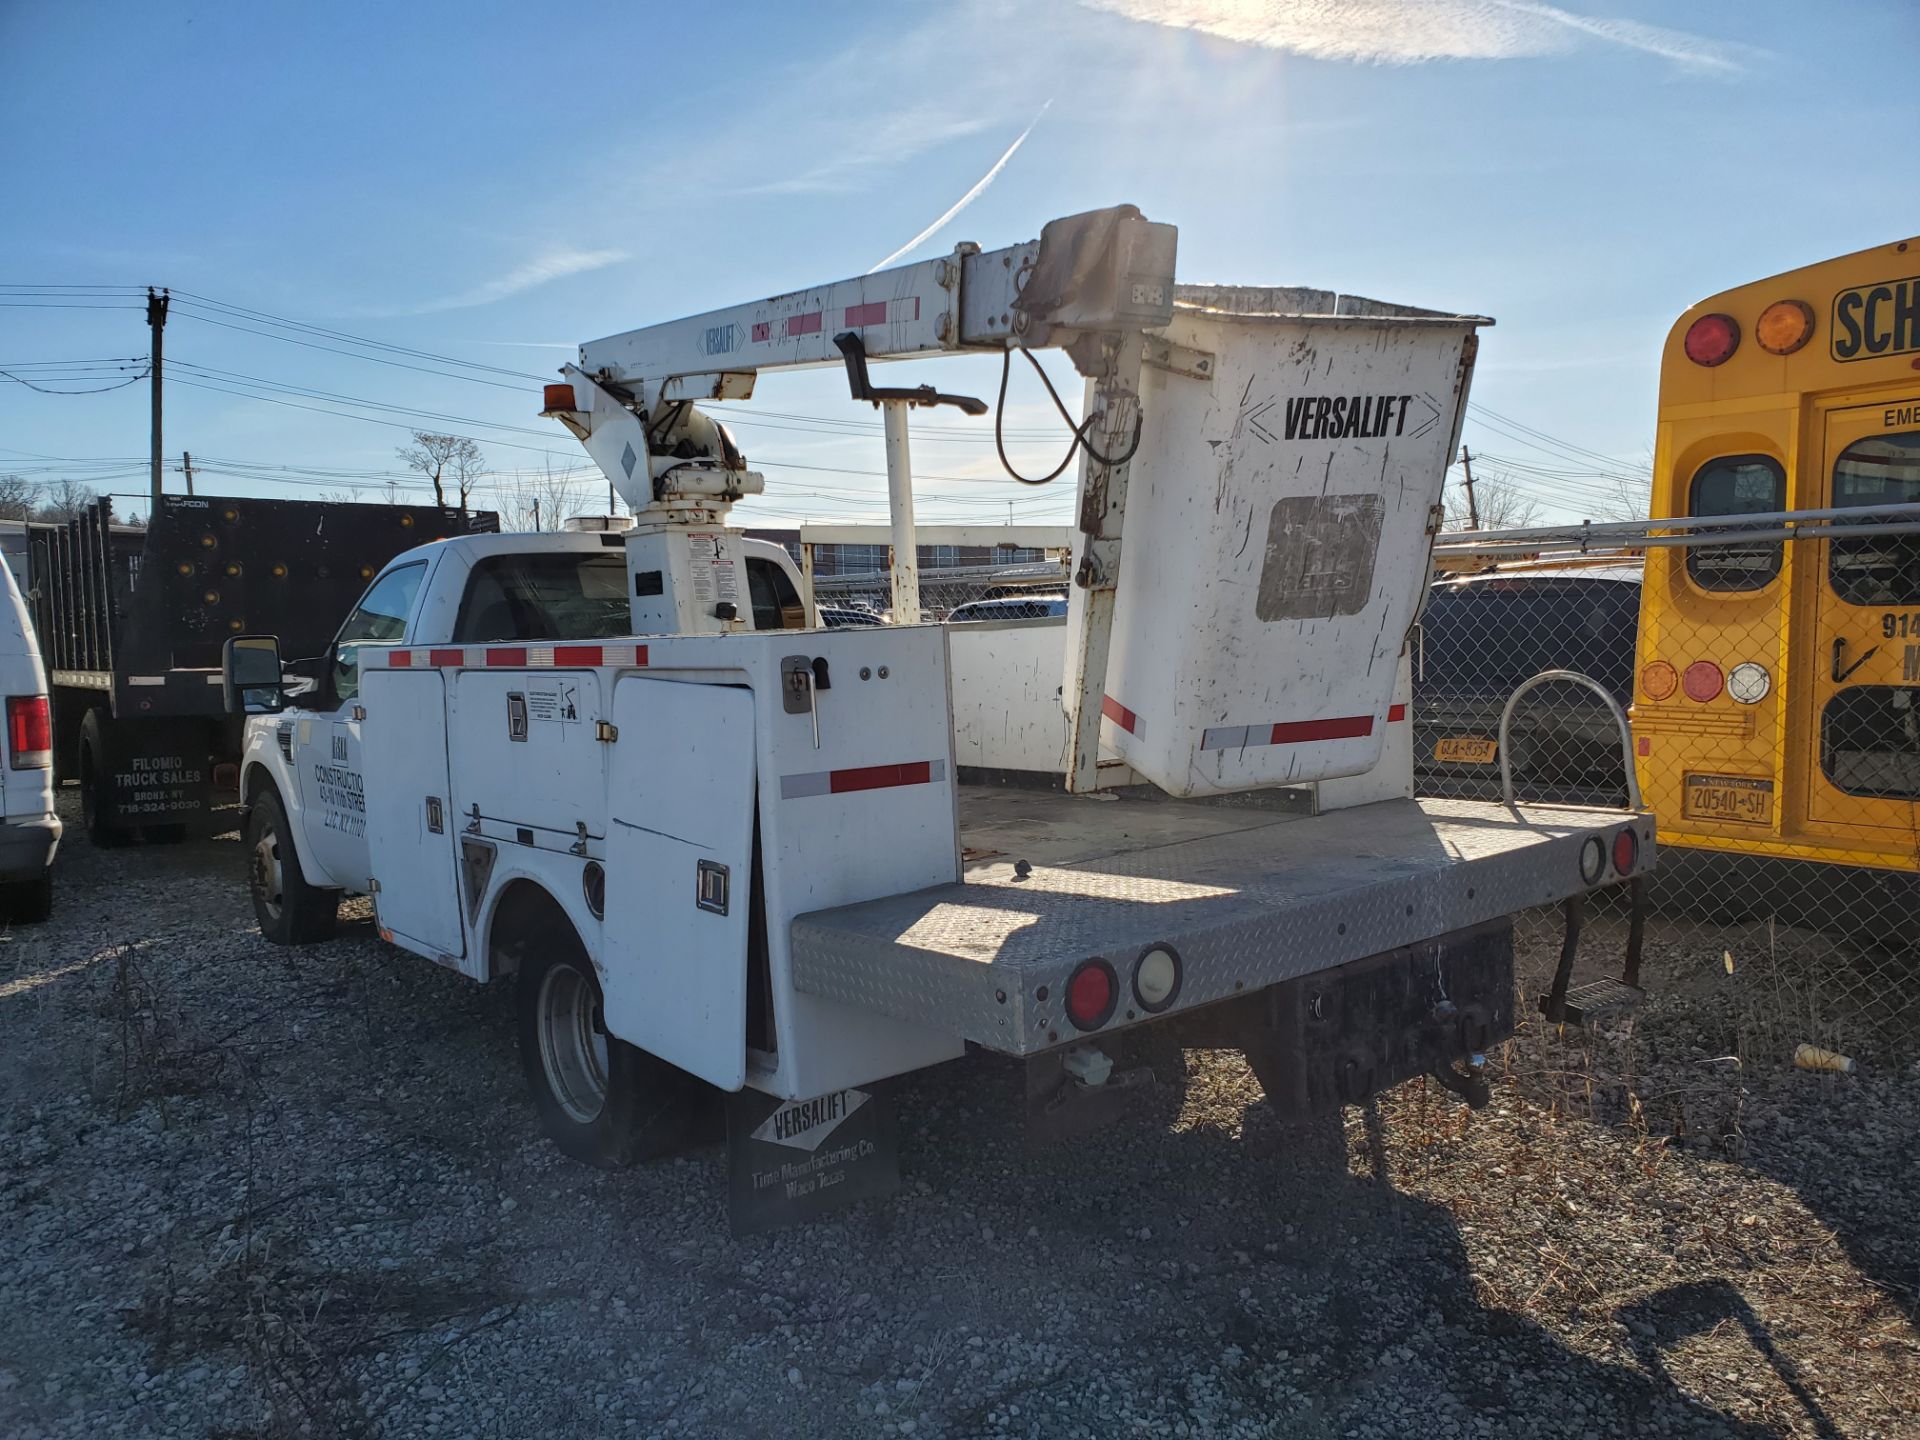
1681 314 1743 368
1612 827 1639 876
1682 660 1724 703
1684 313 1740 367
1065 959 1118 1031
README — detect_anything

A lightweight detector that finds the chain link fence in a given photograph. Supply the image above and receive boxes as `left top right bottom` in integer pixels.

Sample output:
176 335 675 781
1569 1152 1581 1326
1421 530 1920 1065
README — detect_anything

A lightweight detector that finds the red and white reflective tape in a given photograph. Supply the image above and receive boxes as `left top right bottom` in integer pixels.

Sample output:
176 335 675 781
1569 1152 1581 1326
1101 695 1143 738
780 758 947 800
383 643 649 670
1200 704 1407 753
749 296 921 345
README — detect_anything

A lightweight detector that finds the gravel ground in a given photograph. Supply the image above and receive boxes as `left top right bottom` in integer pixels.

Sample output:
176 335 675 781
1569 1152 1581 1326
1 791 1915 1439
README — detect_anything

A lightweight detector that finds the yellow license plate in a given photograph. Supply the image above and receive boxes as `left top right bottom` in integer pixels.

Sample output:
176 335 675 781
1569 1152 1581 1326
1683 774 1774 825
1434 736 1498 764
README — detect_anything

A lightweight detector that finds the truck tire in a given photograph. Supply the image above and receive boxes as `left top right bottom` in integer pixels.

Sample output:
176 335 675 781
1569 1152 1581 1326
245 788 338 945
78 711 132 849
516 932 716 1168
1 874 52 924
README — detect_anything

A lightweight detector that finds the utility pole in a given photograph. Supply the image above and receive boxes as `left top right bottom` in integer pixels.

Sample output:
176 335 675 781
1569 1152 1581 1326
147 287 169 508
180 451 194 497
532 496 541 531
1458 444 1481 530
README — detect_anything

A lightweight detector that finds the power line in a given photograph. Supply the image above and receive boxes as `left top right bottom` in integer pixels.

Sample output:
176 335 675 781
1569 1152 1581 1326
0 365 150 394
170 290 549 381
168 304 539 392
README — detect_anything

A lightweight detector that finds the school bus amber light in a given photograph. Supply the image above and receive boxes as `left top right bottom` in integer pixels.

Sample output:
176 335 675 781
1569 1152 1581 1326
1640 660 1678 701
1755 299 1814 356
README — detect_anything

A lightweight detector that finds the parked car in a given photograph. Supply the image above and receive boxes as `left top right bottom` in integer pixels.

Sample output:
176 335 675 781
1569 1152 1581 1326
0 558 57 920
944 594 1068 623
818 604 883 629
1415 561 1641 802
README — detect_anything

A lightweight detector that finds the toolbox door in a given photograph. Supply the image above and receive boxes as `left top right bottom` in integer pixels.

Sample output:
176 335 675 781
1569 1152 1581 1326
601 677 756 1091
363 669 465 962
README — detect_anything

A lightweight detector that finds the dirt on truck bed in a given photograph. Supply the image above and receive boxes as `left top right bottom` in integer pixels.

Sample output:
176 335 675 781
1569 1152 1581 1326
0 793 1914 1440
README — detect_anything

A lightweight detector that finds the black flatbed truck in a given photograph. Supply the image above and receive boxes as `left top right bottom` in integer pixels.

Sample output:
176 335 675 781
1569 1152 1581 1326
28 493 497 844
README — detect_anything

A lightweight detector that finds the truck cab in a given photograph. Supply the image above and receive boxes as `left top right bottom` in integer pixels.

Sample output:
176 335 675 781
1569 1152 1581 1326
237 529 808 940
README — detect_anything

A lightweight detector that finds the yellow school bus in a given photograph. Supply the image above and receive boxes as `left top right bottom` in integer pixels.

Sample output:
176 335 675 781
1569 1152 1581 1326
1635 237 1920 871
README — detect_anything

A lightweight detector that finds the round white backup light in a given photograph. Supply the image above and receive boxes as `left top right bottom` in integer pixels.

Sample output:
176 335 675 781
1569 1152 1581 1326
1132 945 1182 1012
1728 662 1771 705
1579 835 1606 885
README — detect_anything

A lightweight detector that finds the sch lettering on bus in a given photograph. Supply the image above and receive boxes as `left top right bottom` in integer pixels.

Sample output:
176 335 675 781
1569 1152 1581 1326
1832 275 1920 362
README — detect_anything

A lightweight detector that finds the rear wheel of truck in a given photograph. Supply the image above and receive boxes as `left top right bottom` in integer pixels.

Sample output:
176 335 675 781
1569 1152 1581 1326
0 874 53 924
77 712 131 849
245 788 338 945
515 929 717 1169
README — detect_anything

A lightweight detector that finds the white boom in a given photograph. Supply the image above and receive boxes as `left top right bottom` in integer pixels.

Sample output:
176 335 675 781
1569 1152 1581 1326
542 204 1178 788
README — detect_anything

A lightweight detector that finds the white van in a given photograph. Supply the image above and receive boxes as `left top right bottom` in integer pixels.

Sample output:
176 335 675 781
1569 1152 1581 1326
0 560 57 921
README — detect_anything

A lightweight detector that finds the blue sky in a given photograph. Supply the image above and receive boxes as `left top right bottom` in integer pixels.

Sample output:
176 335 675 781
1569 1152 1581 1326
2 0 1914 530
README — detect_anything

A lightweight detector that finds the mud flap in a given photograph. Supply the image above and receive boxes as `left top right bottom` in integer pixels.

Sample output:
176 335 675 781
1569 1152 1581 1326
93 716 213 834
725 1086 899 1236
1240 917 1515 1119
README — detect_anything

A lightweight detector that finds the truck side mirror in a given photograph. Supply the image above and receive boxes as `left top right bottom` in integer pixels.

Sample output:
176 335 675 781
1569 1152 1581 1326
223 634 286 715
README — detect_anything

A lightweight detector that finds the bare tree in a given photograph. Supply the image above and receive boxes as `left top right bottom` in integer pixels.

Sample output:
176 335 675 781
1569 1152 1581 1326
34 477 97 524
397 432 486 514
495 463 590 532
1444 475 1539 531
0 474 34 521
319 487 368 504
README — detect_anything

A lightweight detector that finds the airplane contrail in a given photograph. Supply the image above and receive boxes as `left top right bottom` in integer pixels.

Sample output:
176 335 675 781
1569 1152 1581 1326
868 100 1053 274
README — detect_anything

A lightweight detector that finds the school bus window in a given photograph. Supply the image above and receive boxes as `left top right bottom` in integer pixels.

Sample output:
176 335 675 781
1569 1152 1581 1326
1685 455 1785 591
1829 431 1920 605
1820 685 1920 799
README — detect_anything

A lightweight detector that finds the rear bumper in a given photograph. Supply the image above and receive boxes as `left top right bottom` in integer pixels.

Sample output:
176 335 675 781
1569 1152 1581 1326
791 797 1652 1058
0 811 61 881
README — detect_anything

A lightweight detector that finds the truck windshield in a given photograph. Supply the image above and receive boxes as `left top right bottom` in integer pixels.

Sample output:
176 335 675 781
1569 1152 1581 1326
453 552 631 642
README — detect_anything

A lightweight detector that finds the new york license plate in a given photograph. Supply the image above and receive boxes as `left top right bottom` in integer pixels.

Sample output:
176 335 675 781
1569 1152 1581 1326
1682 773 1774 825
1434 735 1498 764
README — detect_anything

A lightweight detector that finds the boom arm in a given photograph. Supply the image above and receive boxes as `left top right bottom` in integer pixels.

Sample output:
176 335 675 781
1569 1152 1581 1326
542 205 1176 516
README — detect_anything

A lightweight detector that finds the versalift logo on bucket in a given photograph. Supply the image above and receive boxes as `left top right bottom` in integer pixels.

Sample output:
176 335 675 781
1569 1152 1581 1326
750 1089 869 1152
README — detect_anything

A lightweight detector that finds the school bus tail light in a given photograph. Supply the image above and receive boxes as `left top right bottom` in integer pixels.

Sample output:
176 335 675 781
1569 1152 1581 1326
1684 313 1740 367
1682 660 1724 703
1755 299 1814 356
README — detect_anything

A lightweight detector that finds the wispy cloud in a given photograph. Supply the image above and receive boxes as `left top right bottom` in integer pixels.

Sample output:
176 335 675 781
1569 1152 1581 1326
400 247 629 315
1079 0 1757 73
734 106 998 197
868 101 1053 273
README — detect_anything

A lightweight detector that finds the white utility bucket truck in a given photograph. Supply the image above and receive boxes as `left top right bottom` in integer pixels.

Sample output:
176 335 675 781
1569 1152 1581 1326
227 206 1652 1228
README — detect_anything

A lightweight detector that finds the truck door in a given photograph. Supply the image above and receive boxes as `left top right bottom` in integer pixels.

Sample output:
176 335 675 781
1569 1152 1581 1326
600 677 756 1091
362 668 463 959
1803 401 1920 852
295 561 427 891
